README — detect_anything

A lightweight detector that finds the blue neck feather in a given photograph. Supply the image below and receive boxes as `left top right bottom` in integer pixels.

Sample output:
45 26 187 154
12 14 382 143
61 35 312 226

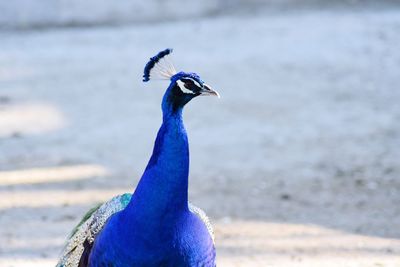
123 82 190 222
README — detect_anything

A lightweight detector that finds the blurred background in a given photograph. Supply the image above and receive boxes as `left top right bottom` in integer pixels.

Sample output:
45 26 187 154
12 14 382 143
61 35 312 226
0 0 399 266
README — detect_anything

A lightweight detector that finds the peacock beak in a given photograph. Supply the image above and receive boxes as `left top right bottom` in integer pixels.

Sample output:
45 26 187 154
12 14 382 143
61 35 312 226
200 84 220 98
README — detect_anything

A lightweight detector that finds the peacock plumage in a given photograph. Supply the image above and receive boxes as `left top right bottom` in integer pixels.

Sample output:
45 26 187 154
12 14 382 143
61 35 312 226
57 48 219 267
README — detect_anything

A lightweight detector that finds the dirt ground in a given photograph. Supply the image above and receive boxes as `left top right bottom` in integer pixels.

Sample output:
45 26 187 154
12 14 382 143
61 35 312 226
0 6 399 267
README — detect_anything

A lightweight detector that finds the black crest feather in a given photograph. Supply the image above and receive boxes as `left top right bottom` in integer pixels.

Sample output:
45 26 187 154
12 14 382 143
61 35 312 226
143 48 174 82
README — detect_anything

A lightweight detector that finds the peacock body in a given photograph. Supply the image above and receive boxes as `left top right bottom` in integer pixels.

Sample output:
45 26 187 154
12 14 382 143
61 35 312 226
56 49 219 267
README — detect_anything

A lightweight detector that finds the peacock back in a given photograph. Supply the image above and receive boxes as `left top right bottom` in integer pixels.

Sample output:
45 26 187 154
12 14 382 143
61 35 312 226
56 193 214 267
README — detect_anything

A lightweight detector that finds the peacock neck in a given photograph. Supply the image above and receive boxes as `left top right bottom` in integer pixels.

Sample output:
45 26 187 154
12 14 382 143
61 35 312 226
124 106 190 221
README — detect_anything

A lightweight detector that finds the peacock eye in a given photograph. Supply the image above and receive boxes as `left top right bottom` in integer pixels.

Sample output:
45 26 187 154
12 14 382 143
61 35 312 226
183 80 194 89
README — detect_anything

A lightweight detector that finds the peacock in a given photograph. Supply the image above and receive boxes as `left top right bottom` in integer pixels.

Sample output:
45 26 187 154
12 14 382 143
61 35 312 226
57 48 219 267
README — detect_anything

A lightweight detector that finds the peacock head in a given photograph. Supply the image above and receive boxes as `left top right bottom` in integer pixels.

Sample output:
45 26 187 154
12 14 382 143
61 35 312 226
143 49 219 112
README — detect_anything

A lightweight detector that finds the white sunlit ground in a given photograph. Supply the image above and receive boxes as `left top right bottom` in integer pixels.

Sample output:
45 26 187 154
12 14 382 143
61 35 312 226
0 6 400 267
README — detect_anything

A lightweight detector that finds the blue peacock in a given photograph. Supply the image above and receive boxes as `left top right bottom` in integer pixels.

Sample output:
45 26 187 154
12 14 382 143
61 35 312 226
57 48 219 267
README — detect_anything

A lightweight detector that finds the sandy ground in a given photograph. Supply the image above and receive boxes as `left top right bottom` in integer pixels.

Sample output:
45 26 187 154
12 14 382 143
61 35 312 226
0 7 400 267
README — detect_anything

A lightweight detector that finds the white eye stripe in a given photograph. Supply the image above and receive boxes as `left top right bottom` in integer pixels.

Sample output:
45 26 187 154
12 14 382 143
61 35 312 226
177 80 195 94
